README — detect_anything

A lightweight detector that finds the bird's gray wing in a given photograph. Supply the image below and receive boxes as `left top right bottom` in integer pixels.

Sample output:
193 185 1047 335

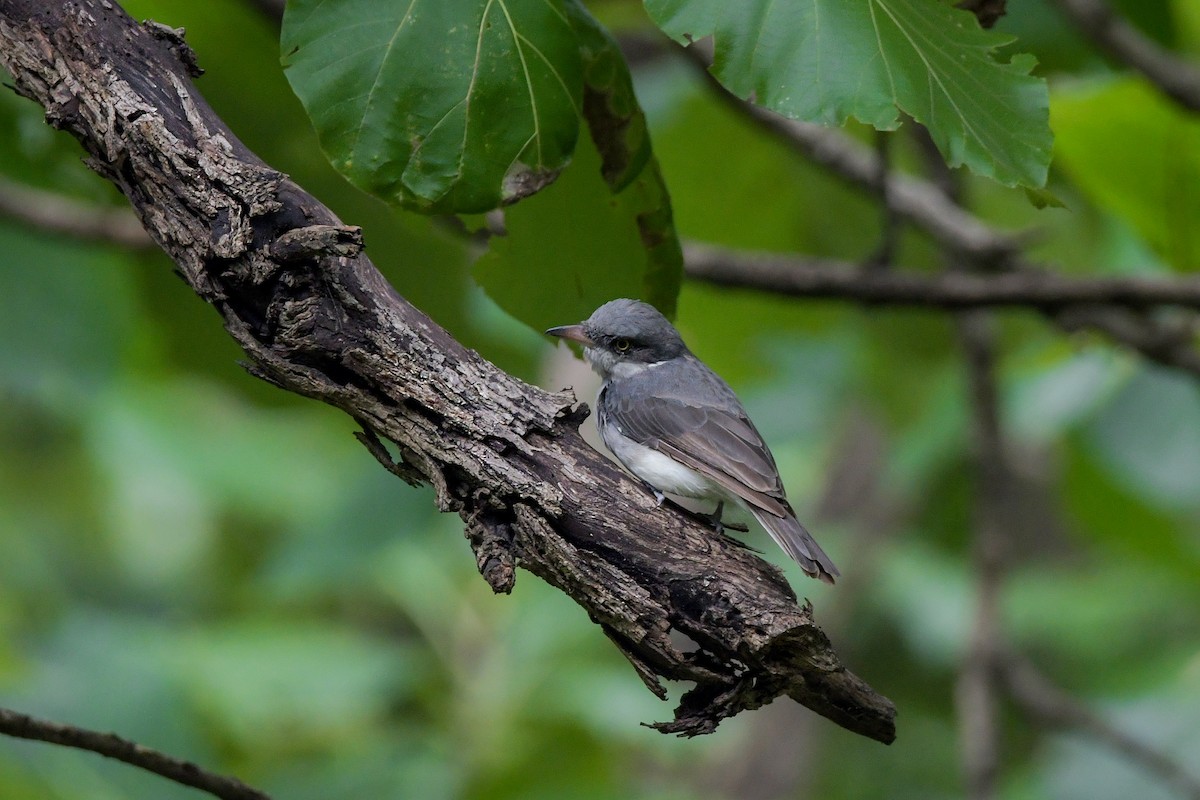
608 390 790 518
604 367 841 583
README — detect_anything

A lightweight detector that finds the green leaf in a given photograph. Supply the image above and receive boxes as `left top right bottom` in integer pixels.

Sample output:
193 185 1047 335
566 0 653 192
1023 185 1066 209
566 0 683 315
281 0 584 213
644 0 1052 187
474 132 679 331
1053 77 1200 271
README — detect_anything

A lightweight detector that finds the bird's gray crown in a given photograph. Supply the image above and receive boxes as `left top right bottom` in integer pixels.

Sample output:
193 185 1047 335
583 299 688 363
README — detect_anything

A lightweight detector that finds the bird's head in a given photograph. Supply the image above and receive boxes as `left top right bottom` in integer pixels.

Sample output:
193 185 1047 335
546 299 687 379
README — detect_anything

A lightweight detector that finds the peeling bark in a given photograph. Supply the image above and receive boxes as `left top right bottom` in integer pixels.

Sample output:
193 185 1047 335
0 0 896 742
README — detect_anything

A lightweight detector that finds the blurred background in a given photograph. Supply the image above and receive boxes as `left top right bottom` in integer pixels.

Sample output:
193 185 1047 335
1 0 1199 798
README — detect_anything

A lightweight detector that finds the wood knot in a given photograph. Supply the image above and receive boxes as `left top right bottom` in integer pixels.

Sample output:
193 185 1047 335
270 224 364 263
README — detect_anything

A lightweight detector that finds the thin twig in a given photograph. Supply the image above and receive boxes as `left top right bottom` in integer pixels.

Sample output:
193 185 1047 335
955 311 1008 800
684 244 1200 379
0 178 154 249
864 130 900 270
0 707 271 800
1000 653 1200 800
678 45 1020 265
684 244 1200 310
1052 0 1200 113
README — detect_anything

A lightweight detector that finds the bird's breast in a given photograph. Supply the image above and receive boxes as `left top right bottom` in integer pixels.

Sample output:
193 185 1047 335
600 424 718 500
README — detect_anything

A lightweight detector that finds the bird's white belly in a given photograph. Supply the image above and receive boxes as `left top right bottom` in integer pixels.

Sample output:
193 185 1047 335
604 429 719 500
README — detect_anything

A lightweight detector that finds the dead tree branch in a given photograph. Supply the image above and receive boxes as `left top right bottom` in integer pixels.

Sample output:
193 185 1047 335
0 0 894 748
0 707 270 800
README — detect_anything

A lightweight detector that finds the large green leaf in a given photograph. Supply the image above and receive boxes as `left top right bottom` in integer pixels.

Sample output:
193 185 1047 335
473 3 683 330
1053 77 1200 271
281 0 584 213
474 133 670 331
567 0 682 315
644 0 1051 188
566 0 652 192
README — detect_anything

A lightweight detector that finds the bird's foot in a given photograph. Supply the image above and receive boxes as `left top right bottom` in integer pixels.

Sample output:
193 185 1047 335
688 501 750 535
641 482 667 507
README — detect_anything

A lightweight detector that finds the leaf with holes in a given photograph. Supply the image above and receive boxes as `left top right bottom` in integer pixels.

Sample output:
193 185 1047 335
644 0 1052 188
282 0 584 213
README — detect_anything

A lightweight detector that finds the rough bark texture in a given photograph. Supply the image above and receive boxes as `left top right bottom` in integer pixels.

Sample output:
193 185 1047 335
0 0 895 742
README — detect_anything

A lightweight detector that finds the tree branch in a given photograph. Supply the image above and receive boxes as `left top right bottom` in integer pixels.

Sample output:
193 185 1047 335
0 707 270 800
954 312 1010 800
0 176 154 249
1052 0 1200 113
685 244 1200 310
1000 653 1200 800
0 0 894 744
678 44 1021 266
684 245 1200 379
677 49 1200 380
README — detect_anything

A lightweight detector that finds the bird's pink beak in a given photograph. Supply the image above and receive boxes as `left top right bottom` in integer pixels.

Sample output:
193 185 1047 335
545 324 595 347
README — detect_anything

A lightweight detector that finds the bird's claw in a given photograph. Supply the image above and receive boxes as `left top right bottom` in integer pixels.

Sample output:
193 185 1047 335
642 482 667 507
689 501 750 534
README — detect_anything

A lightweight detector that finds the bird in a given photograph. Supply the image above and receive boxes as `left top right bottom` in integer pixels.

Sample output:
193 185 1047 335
546 298 839 584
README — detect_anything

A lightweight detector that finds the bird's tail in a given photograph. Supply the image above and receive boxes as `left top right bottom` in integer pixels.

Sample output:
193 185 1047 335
749 509 839 584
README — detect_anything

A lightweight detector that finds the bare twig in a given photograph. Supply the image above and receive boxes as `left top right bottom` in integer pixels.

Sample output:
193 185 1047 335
684 243 1200 377
0 177 154 249
678 45 1020 266
955 311 1009 800
1054 306 1200 375
864 131 900 269
1001 653 1200 800
678 44 1200 378
1052 0 1200 113
684 244 1200 310
0 707 271 800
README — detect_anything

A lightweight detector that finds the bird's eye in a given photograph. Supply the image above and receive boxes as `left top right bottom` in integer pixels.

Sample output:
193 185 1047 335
614 338 632 353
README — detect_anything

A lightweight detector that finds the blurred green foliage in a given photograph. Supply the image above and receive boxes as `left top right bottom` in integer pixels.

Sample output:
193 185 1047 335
2 1 1199 799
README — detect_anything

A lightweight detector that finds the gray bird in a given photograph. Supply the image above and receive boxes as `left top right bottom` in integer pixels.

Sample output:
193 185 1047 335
547 298 839 584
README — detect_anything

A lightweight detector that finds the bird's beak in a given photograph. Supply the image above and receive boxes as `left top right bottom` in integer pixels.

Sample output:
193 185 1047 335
545 324 595 346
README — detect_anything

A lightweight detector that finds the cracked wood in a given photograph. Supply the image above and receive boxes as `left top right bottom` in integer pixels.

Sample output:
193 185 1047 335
0 0 896 742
